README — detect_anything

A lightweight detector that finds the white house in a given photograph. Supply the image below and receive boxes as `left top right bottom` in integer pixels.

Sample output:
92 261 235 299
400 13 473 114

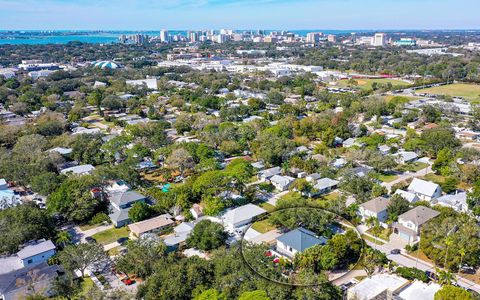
395 151 418 164
358 197 390 224
258 166 282 182
16 240 56 268
434 192 468 213
126 78 158 90
276 227 327 258
222 204 266 233
270 175 295 191
190 203 204 219
394 189 420 203
397 281 441 300
60 164 95 176
407 178 442 201
312 178 339 196
347 274 409 300
393 206 440 243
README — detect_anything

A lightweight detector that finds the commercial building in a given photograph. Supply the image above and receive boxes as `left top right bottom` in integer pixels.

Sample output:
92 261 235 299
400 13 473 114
306 32 322 44
373 33 387 47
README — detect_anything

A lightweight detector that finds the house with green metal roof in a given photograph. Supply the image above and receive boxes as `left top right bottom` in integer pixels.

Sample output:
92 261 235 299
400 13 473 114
275 227 327 258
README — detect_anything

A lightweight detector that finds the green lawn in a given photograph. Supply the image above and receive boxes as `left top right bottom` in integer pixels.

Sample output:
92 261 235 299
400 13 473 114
416 83 480 102
377 173 399 183
421 173 446 185
258 202 276 212
73 277 94 299
335 78 411 90
92 226 130 245
251 219 277 234
366 227 392 241
361 234 385 245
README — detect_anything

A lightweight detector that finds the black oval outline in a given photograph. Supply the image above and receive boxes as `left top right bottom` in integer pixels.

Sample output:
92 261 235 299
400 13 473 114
239 206 366 287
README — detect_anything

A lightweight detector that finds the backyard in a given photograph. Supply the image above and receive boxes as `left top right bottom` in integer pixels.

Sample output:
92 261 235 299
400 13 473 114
92 226 130 245
251 219 277 234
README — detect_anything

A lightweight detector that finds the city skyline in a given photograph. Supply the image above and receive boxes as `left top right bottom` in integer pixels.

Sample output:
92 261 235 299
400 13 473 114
1 0 479 30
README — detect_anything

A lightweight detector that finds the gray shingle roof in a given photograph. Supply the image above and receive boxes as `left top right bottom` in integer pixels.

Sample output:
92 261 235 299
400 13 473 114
360 197 390 213
0 262 61 295
17 240 55 260
276 227 327 252
398 206 440 226
109 191 146 207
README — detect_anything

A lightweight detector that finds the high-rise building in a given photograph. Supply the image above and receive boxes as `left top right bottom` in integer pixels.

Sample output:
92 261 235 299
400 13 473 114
160 29 169 43
373 33 387 47
217 34 230 43
188 31 199 42
327 34 337 43
306 32 322 44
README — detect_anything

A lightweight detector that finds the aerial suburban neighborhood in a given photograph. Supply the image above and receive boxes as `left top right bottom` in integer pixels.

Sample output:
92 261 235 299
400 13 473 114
1 1 480 299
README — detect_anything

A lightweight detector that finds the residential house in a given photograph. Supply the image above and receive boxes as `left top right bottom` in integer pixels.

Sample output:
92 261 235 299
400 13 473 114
109 191 148 227
0 239 56 278
0 262 64 300
128 214 174 238
358 197 391 225
347 274 409 300
60 164 95 176
332 158 347 168
0 179 21 210
397 281 441 300
0 178 7 190
190 203 204 219
343 138 364 148
433 192 468 213
163 222 194 250
378 145 391 155
395 151 418 164
393 206 440 243
48 147 73 157
258 166 282 182
222 204 266 233
270 175 295 191
17 240 56 268
407 178 442 201
394 189 420 203
348 166 373 178
312 178 339 196
305 173 321 182
276 227 327 258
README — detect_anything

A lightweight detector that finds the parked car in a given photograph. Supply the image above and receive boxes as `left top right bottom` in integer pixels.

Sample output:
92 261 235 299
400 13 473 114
117 237 129 245
425 270 437 281
122 278 135 285
460 265 476 274
390 249 401 254
85 236 96 243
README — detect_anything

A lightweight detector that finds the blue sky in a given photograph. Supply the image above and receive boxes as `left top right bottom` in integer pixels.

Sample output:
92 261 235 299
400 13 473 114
0 0 479 30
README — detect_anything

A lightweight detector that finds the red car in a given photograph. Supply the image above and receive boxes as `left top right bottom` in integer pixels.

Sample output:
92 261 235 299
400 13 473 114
122 278 135 285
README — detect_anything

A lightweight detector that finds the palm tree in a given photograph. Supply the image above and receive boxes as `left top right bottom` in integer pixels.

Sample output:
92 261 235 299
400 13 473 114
444 236 454 269
56 231 72 248
437 268 456 285
366 216 378 228
458 248 466 277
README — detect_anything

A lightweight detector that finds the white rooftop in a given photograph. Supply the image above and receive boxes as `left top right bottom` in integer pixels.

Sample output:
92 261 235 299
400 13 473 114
222 204 266 225
348 274 408 300
398 281 441 300
408 178 440 197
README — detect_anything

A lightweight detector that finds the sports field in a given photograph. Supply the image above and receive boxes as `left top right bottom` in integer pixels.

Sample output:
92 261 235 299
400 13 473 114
416 83 480 102
336 78 411 90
